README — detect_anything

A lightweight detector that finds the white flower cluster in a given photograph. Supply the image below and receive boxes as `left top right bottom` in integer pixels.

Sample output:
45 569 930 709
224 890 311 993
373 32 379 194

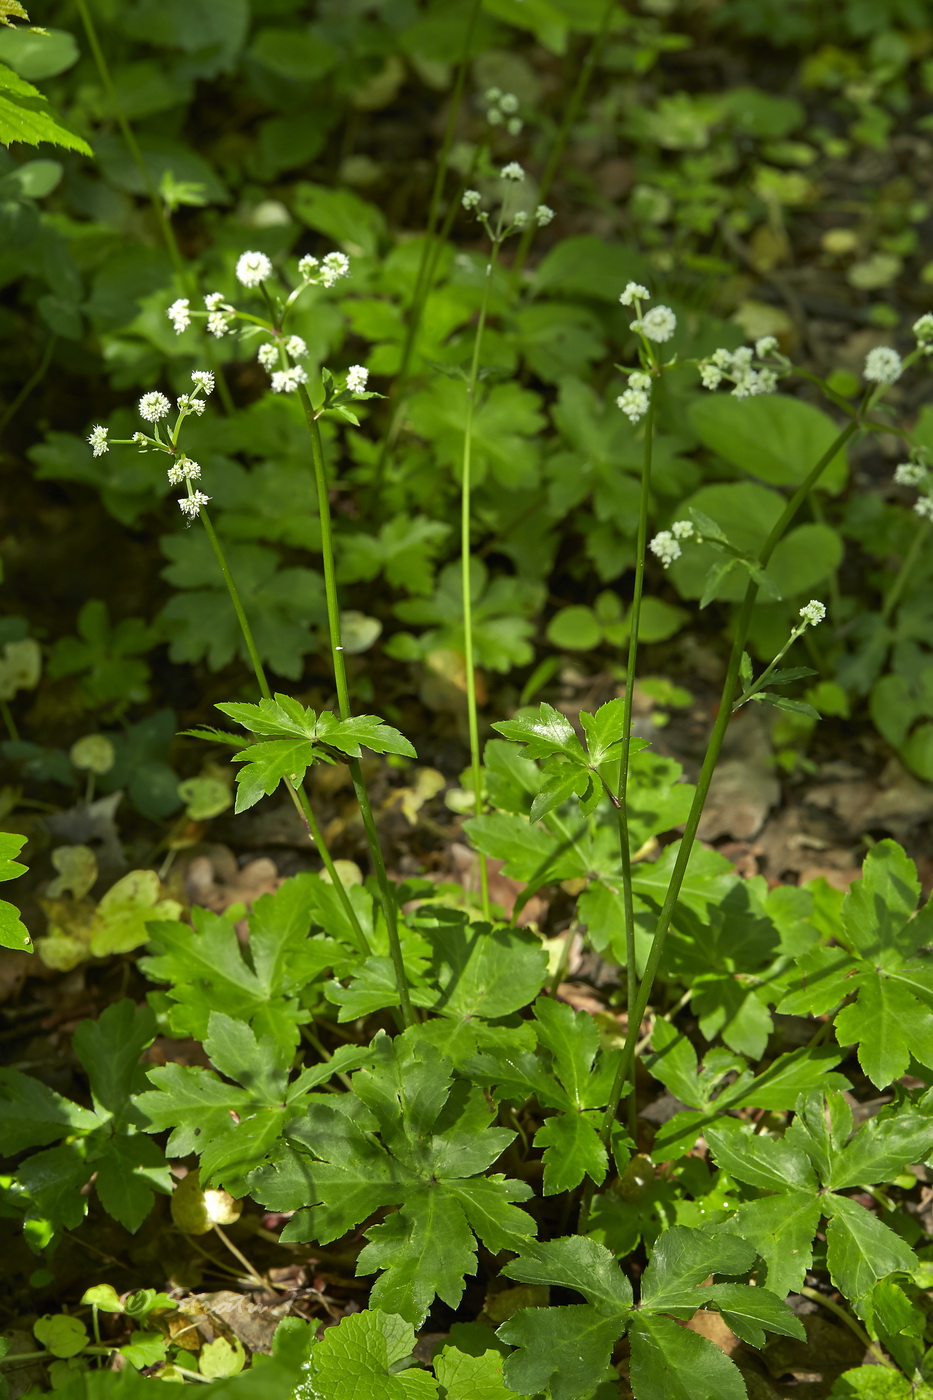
512 205 555 230
616 371 652 424
257 341 279 371
179 491 211 518
500 161 525 182
346 364 369 394
914 314 933 353
166 456 201 485
798 600 826 628
649 520 695 568
462 189 482 211
485 86 522 135
167 298 190 333
257 335 308 378
893 450 933 520
87 372 214 519
619 284 677 343
271 366 309 394
87 424 109 457
698 345 778 398
235 250 273 288
863 346 902 386
204 291 235 338
298 251 350 289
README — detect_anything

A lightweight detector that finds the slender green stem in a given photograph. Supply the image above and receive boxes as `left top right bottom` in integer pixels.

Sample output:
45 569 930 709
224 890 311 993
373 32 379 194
197 510 369 955
577 415 862 1232
0 699 18 743
0 333 56 436
461 240 502 921
199 509 270 699
297 386 414 1026
616 395 655 1077
512 0 618 277
732 627 805 711
882 514 930 624
799 1287 894 1368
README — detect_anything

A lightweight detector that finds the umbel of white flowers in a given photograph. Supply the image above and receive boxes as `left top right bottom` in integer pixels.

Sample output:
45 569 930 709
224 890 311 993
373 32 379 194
461 162 554 234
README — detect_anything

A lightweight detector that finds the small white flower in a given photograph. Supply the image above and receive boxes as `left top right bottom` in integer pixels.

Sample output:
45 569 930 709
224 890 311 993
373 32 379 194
620 282 650 307
167 298 190 333
799 600 826 628
177 456 201 480
462 189 482 211
176 394 206 416
638 305 677 343
535 204 555 226
321 251 350 287
671 520 694 540
179 490 211 518
512 211 529 230
138 391 171 422
649 531 681 568
700 364 723 390
285 335 308 359
204 292 225 311
298 255 319 281
915 497 933 521
731 346 754 370
733 367 777 398
485 87 502 104
207 311 230 338
755 335 778 357
487 107 503 126
894 462 927 486
629 371 651 392
500 161 525 181
167 464 184 486
913 313 933 346
864 346 903 385
756 368 779 394
191 370 214 395
271 366 309 394
346 364 369 393
257 342 279 371
236 250 273 288
131 432 149 446
616 388 650 423
506 117 523 136
87 425 109 457
499 92 519 114
711 348 734 369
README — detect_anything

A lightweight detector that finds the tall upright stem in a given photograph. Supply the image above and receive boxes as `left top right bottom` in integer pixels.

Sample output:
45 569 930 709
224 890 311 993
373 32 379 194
577 416 861 1231
297 387 414 1026
614 394 655 1129
461 240 502 921
197 509 370 958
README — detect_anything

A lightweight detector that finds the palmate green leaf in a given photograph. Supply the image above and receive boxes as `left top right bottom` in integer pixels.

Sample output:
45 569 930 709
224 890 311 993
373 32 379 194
503 1235 633 1313
493 701 587 763
534 1111 607 1194
724 1191 822 1297
419 911 549 1021
528 759 591 822
500 1306 622 1400
628 1313 747 1400
639 1226 757 1314
433 1340 525 1400
0 829 32 951
464 811 590 884
248 1030 534 1325
91 1133 171 1233
824 1193 918 1307
0 1068 99 1154
0 60 93 154
302 1310 438 1400
72 999 156 1120
841 839 929 965
315 711 417 760
229 737 319 813
828 1105 933 1191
